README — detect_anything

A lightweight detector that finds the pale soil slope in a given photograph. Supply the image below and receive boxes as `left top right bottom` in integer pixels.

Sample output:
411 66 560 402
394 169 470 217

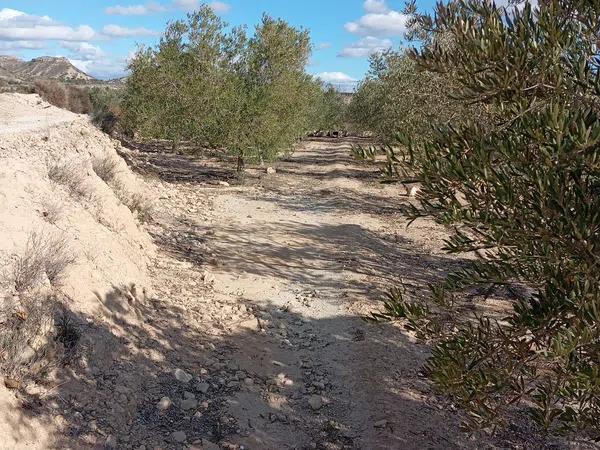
0 94 153 449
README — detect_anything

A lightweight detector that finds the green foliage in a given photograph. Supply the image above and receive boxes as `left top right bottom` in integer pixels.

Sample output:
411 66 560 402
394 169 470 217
367 285 428 323
351 142 415 183
122 6 338 170
310 86 347 131
386 0 600 438
230 14 315 169
122 6 245 149
89 87 122 133
347 48 486 143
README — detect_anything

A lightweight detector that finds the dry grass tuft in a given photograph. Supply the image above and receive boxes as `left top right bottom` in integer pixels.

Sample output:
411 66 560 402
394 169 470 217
0 291 56 380
41 198 67 225
47 159 94 202
92 153 119 184
127 192 154 223
12 232 75 292
0 292 81 382
112 180 154 223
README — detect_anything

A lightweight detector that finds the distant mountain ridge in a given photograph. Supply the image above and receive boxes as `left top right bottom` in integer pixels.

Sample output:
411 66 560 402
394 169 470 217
0 56 95 82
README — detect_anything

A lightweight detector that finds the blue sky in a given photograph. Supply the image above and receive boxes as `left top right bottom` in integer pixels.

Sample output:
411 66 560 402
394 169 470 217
0 0 437 82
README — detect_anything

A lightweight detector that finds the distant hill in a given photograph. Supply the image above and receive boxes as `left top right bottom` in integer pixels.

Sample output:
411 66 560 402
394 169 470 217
0 56 95 82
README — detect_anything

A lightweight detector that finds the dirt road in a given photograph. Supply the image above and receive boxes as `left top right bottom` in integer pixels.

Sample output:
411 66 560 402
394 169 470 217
126 137 474 449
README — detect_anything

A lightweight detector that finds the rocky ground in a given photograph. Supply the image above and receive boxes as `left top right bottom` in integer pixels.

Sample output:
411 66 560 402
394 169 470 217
92 137 480 450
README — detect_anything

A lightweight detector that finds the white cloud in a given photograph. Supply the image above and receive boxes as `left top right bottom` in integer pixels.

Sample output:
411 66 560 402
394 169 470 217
316 42 332 50
0 40 45 51
345 10 409 36
105 2 166 15
209 1 231 14
61 42 106 60
173 0 231 13
364 0 389 14
339 36 392 58
102 24 159 38
173 0 197 9
69 57 128 79
316 72 357 83
0 8 95 42
61 43 129 79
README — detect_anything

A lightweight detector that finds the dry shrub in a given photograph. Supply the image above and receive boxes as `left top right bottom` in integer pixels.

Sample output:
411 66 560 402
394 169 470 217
0 292 56 380
34 80 92 114
41 198 67 225
34 80 66 109
0 292 80 382
12 232 75 292
112 180 154 223
66 86 92 114
54 311 81 353
92 153 119 184
128 193 154 223
47 159 93 201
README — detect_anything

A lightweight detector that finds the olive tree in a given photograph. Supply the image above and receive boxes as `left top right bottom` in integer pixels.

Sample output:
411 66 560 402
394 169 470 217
122 6 335 172
381 0 600 437
348 47 484 143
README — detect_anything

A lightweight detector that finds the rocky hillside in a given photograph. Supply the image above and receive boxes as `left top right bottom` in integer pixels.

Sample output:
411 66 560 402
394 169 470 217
0 56 94 82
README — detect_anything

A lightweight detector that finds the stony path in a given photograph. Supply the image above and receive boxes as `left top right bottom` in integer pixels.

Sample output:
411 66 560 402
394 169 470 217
128 138 472 449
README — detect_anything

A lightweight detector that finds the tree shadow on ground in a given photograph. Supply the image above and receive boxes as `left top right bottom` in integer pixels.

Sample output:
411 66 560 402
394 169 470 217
3 283 238 449
208 219 469 299
277 140 380 182
118 139 237 184
2 280 488 450
2 287 561 449
117 137 379 186
258 183 406 217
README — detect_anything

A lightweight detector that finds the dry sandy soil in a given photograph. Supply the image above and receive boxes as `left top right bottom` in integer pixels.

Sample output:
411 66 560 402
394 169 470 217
0 94 588 449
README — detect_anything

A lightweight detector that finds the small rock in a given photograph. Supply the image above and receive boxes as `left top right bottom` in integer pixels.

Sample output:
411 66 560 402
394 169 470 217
184 391 196 400
171 431 187 443
181 398 199 410
218 181 230 187
244 378 254 386
239 317 259 331
307 395 323 410
3 378 20 390
266 167 276 174
374 419 388 428
174 368 193 383
157 396 172 411
18 345 36 364
197 382 210 394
